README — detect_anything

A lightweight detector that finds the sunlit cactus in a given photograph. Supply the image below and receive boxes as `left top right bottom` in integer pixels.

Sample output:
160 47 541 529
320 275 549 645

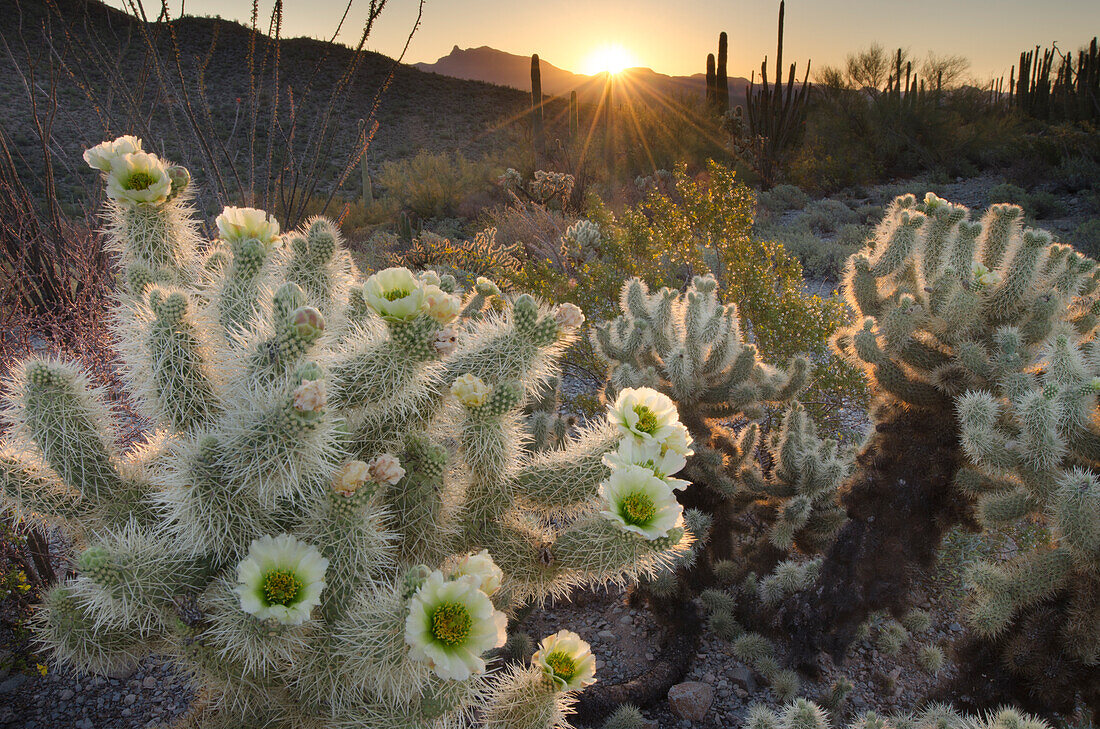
954 325 1100 707
784 192 1100 670
0 137 696 729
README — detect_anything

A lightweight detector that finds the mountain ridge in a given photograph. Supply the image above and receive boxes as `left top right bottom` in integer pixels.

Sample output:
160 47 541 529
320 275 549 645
414 45 750 106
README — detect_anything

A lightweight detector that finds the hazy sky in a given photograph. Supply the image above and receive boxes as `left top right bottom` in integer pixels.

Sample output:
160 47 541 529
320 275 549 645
121 0 1099 79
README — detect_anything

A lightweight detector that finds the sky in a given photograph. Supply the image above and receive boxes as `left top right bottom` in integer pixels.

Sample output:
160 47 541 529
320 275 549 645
119 0 1100 80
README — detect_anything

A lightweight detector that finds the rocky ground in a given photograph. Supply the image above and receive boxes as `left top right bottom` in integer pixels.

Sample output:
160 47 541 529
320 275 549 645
0 569 963 729
0 655 192 729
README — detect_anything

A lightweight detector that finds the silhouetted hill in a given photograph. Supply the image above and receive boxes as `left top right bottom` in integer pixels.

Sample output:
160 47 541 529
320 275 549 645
0 0 533 206
415 45 750 106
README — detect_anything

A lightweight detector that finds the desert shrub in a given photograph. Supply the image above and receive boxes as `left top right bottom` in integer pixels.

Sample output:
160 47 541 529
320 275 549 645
376 150 501 219
1053 156 1100 193
1071 219 1100 258
987 182 1029 207
787 85 1025 193
802 199 861 236
757 222 859 282
759 184 810 214
484 196 573 263
1026 190 1066 219
988 184 1066 220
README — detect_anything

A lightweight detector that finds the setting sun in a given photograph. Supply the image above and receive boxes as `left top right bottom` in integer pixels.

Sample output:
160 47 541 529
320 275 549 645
582 43 638 75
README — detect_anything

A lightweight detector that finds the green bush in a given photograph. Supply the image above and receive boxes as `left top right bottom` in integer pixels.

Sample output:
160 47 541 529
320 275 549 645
759 184 810 214
802 199 861 236
987 182 1029 206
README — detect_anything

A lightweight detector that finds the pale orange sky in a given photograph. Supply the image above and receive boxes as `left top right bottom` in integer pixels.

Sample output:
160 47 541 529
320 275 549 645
109 0 1100 81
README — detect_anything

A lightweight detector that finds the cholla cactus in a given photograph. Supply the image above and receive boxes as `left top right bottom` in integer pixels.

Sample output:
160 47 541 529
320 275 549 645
746 701 1051 729
560 220 602 266
954 327 1100 711
528 171 575 207
591 276 839 576
784 192 1100 663
0 138 694 729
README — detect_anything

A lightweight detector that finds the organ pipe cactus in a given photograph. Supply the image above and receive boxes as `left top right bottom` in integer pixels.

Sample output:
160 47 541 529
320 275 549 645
0 137 694 729
782 192 1100 702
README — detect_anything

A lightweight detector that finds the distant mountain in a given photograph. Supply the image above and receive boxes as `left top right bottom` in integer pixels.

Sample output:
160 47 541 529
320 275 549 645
415 46 750 107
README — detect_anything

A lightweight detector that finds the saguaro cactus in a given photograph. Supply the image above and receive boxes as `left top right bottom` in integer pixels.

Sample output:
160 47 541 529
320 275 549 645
0 137 694 729
716 33 730 112
531 54 545 150
781 192 1100 683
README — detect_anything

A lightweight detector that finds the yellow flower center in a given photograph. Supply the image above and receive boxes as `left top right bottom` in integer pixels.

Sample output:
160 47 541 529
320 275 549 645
125 171 157 191
544 650 578 681
262 569 303 606
632 405 660 435
621 491 656 525
430 601 472 646
384 288 411 301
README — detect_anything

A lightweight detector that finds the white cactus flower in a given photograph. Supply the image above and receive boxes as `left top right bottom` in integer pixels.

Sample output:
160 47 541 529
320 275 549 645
83 135 143 173
292 379 326 413
598 464 684 540
423 285 461 324
104 152 172 206
553 303 585 329
215 206 280 245
972 261 1002 289
235 534 329 625
451 549 503 597
451 374 490 407
363 267 425 322
333 460 371 497
404 571 507 681
532 630 597 691
368 453 405 485
608 387 682 446
602 437 689 490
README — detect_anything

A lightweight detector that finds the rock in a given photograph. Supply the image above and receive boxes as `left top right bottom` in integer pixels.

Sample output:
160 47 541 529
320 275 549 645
125 693 137 705
106 664 136 680
59 689 75 702
727 663 756 692
0 674 28 694
597 630 616 641
668 681 714 721
142 675 158 689
640 719 659 729
619 615 633 625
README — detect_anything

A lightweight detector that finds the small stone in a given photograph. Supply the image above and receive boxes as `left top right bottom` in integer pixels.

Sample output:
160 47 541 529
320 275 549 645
0 674 28 694
125 693 137 705
640 719 659 729
142 675 158 689
668 680 714 721
597 630 616 640
728 663 756 692
106 664 135 680
619 615 633 625
59 689 75 701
